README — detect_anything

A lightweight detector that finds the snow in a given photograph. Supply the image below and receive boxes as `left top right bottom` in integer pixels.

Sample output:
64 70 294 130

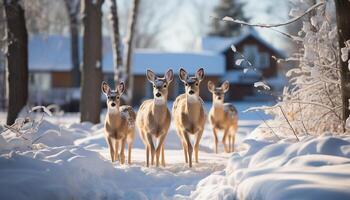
189 135 350 200
0 101 259 200
1 102 350 199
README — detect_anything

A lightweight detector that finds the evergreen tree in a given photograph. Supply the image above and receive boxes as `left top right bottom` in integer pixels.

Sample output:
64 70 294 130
209 0 248 37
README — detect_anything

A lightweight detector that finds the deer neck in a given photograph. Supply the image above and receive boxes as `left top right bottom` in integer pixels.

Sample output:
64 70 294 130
106 108 121 128
185 95 201 120
212 102 225 119
152 99 167 122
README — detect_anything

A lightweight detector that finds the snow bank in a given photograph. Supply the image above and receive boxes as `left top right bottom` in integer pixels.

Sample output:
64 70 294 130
0 118 230 200
189 135 350 200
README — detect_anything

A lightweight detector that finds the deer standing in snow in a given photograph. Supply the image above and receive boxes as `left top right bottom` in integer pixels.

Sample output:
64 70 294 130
136 69 174 167
173 68 206 168
102 81 136 164
208 81 238 153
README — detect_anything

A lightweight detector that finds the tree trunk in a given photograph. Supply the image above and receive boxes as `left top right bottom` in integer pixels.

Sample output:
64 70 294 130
124 0 140 105
80 0 104 123
335 0 350 131
108 0 123 87
64 0 81 87
4 0 28 125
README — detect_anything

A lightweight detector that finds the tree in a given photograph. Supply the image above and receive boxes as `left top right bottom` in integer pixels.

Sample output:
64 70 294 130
64 0 81 87
108 0 123 86
335 0 350 130
209 0 248 37
80 0 104 123
123 0 140 105
4 0 28 125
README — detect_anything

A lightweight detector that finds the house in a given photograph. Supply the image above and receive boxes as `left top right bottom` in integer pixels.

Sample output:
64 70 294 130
8 28 285 110
202 28 286 100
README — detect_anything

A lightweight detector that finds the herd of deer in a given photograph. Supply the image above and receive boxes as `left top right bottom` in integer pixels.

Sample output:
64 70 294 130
101 68 238 168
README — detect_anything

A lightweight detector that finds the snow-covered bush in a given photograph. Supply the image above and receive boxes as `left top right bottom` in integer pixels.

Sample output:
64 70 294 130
252 0 347 137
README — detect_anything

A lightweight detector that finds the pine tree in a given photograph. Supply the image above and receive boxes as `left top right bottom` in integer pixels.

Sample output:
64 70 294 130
209 0 248 37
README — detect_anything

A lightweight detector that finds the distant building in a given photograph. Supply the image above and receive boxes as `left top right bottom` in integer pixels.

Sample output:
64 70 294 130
23 28 285 110
202 28 286 101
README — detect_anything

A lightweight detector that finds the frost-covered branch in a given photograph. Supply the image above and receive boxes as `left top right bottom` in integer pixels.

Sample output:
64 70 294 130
212 1 324 28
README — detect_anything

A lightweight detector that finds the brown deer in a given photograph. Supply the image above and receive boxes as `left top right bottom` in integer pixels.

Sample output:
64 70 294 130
136 69 174 167
173 68 206 168
101 81 136 164
208 81 238 153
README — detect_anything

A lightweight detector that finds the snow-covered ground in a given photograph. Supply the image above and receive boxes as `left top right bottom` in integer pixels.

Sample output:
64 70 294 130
1 102 350 200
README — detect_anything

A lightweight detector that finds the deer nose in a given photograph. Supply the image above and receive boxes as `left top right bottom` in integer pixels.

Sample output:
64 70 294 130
111 102 116 107
156 92 161 97
189 90 194 95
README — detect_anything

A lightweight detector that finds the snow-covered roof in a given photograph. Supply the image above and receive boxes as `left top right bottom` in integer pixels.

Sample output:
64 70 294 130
28 35 225 75
202 28 286 58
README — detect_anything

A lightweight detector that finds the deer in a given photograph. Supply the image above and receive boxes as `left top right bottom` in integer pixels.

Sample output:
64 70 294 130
136 69 174 167
101 81 136 164
172 68 206 168
208 80 238 153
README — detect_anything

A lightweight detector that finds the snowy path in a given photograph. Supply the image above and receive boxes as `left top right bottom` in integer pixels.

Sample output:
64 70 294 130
75 121 255 199
0 102 270 200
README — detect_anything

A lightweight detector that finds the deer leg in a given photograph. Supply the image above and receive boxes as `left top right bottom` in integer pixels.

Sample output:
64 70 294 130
107 137 115 162
161 144 165 167
181 135 188 163
147 133 155 166
183 132 193 168
113 139 119 162
155 134 166 167
194 129 203 163
212 128 219 154
146 145 150 167
222 129 229 153
232 132 236 152
119 139 126 164
228 135 232 153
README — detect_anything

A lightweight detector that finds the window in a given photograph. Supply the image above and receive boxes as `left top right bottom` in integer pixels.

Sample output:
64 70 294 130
259 52 270 68
243 45 258 67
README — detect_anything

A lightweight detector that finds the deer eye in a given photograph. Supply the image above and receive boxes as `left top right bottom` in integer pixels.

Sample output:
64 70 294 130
116 96 120 100
185 83 188 86
163 84 167 88
153 85 156 88
195 83 199 86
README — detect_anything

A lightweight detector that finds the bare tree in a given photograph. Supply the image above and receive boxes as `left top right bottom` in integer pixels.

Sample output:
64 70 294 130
0 2 7 111
80 0 104 123
108 0 123 86
335 0 350 129
64 0 81 87
123 0 140 104
4 0 29 125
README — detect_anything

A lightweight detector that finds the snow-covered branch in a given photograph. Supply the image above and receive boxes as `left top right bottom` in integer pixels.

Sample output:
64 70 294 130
212 1 325 28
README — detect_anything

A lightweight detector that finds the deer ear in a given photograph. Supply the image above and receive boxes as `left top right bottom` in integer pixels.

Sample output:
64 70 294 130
146 69 156 82
101 81 110 95
179 68 188 82
165 69 174 83
221 81 229 93
196 68 204 81
117 82 125 94
207 81 215 93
